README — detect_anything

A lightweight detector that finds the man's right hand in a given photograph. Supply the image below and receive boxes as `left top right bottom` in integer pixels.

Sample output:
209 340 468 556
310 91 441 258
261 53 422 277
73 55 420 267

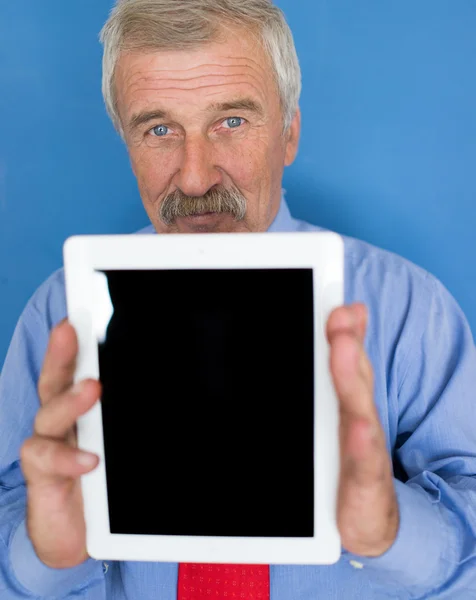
20 320 100 569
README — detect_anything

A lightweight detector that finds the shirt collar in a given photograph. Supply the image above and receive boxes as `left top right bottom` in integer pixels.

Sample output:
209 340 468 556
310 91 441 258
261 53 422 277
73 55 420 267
267 190 295 233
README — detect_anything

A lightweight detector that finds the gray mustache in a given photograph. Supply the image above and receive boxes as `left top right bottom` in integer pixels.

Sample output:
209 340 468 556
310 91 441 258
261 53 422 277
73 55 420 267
159 186 247 225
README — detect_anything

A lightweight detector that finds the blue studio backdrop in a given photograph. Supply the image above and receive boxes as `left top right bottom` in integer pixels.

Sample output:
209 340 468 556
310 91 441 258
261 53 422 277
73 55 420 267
1 1 475 366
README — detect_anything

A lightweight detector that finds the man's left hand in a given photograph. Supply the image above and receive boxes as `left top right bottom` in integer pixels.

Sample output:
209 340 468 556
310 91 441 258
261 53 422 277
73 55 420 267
327 303 399 557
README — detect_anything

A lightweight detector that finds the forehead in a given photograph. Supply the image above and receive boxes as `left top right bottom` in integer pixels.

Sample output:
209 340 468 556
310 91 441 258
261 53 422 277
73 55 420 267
114 28 279 116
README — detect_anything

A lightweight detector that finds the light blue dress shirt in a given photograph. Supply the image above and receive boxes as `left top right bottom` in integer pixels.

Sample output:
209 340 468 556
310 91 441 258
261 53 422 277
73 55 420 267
1 199 476 599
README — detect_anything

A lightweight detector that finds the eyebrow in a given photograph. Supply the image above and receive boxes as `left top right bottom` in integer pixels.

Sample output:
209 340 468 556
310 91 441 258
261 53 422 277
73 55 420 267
129 109 167 131
128 97 264 131
206 98 264 117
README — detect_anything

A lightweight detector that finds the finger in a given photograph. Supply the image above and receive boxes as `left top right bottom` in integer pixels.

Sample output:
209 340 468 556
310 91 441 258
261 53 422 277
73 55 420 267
340 417 384 484
338 415 398 556
326 304 367 343
349 303 368 344
21 437 98 484
326 305 355 343
38 321 78 404
34 379 101 439
330 332 374 418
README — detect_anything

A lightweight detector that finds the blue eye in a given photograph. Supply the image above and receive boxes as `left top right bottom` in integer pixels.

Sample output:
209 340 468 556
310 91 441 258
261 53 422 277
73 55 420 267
224 117 244 129
151 125 169 137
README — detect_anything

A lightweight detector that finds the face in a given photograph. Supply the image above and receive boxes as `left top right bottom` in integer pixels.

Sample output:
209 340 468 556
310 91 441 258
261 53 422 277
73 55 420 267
114 26 300 234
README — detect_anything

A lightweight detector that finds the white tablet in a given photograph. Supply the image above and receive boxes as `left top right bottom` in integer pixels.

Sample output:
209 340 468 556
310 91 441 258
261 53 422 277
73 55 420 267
63 231 344 565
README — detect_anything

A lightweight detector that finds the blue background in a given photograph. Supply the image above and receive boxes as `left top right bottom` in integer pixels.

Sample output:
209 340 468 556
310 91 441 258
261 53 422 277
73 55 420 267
1 1 475 367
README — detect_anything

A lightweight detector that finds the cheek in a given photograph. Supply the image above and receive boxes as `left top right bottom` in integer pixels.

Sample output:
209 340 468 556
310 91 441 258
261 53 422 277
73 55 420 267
129 147 176 201
219 137 272 189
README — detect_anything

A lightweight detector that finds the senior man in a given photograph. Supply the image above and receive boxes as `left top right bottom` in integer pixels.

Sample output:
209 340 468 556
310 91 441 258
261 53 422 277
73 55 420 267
1 0 475 598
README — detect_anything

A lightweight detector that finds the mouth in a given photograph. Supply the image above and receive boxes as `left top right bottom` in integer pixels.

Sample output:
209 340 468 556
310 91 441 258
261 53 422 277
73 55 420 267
180 211 222 221
174 211 231 232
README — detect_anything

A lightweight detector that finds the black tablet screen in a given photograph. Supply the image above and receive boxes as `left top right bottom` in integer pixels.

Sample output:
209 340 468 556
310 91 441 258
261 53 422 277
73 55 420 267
97 268 314 537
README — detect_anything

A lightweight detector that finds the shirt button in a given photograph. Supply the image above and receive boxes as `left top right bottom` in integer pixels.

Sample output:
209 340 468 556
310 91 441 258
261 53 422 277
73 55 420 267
349 560 364 570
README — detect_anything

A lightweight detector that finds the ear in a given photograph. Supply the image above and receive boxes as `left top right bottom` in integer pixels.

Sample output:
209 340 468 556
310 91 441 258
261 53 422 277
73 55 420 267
284 107 301 166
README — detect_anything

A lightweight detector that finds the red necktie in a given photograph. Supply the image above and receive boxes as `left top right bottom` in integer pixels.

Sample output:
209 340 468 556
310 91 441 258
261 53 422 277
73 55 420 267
177 563 270 600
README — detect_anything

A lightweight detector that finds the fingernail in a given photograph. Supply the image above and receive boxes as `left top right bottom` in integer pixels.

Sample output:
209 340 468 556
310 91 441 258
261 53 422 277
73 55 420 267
337 308 354 330
77 452 97 467
347 306 358 329
71 381 85 395
352 305 364 332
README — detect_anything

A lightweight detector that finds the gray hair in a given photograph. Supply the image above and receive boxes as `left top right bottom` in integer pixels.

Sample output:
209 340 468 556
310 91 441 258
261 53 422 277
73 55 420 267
160 185 247 225
99 0 302 135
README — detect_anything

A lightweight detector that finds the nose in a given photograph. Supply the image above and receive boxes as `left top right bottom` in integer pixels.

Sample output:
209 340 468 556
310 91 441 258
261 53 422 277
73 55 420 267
174 135 222 197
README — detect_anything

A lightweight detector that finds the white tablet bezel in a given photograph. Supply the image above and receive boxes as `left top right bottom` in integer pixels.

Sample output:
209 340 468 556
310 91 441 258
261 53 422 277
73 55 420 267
63 231 343 565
